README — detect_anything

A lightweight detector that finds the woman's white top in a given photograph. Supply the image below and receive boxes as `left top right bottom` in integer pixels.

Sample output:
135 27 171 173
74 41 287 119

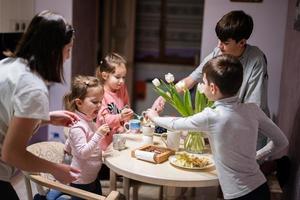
0 57 49 181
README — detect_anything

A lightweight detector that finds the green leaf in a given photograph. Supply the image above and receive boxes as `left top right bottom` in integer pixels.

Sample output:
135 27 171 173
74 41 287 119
194 90 201 113
152 77 213 117
153 87 171 102
183 89 193 115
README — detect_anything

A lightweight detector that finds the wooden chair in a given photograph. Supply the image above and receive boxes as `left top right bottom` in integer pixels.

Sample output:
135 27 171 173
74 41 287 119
267 174 283 200
23 141 119 200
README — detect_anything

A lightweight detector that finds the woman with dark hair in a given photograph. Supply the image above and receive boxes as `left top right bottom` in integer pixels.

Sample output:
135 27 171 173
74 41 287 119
0 10 80 199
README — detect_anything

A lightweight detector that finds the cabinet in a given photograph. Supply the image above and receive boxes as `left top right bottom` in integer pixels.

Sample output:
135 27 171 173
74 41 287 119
0 0 34 33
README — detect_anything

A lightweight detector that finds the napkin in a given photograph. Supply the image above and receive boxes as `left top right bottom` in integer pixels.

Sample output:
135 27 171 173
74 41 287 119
135 150 156 163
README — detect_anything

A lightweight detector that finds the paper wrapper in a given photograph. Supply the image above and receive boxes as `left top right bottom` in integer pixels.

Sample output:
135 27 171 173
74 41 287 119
134 150 156 163
131 144 174 164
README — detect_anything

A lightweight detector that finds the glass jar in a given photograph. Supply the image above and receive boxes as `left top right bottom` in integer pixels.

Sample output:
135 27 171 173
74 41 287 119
184 132 205 154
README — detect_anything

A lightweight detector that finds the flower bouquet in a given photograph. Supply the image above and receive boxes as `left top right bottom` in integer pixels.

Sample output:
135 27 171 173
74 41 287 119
152 73 213 153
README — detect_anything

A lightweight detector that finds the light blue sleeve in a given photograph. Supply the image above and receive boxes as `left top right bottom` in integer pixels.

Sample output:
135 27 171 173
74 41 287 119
152 108 212 132
189 48 220 82
242 55 269 115
255 105 288 160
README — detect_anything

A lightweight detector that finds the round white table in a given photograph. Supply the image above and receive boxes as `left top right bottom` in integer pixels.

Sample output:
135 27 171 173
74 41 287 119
104 133 219 199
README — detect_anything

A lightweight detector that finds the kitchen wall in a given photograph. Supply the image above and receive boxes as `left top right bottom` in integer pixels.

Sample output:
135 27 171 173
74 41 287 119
277 0 300 199
136 0 288 120
197 0 288 119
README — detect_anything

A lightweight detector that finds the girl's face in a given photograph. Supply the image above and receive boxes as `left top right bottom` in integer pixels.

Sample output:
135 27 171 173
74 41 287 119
76 86 103 119
104 64 127 92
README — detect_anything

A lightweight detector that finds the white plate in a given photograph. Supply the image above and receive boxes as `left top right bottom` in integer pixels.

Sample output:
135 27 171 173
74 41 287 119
168 154 214 170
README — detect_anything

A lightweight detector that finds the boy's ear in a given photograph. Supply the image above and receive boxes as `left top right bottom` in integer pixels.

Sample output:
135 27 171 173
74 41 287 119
209 83 219 95
238 39 247 47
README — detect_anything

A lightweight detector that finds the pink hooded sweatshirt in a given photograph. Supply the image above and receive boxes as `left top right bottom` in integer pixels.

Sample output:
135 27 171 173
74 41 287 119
96 85 130 150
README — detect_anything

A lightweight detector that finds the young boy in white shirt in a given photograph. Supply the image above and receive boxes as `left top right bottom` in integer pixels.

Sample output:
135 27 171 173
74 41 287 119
146 55 288 200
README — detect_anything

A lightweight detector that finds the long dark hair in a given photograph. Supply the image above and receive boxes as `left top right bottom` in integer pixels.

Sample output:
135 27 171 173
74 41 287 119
14 10 74 82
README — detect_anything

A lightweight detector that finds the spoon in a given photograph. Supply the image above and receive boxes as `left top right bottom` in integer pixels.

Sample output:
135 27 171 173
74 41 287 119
122 105 146 121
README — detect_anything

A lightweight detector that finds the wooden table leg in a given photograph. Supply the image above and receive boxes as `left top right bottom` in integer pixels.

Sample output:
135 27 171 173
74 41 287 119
163 186 183 200
109 169 117 191
123 177 130 200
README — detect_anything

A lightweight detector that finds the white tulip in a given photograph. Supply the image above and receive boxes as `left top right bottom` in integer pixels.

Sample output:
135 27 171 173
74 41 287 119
166 92 171 98
165 73 175 83
197 83 205 94
176 81 186 91
152 78 161 87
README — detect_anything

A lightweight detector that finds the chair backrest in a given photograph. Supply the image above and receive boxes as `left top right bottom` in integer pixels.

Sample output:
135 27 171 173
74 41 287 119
23 141 119 200
27 141 65 181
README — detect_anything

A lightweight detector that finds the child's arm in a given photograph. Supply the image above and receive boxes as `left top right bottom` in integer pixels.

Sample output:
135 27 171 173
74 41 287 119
146 108 210 132
97 88 133 129
64 138 71 154
97 107 124 129
255 106 288 161
242 57 268 114
69 126 106 158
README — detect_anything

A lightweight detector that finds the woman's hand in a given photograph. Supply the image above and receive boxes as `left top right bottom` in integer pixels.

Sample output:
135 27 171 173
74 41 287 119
47 110 79 127
52 163 81 184
97 123 110 136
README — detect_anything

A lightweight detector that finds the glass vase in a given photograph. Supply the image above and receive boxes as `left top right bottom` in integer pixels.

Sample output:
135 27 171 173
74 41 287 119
184 132 205 154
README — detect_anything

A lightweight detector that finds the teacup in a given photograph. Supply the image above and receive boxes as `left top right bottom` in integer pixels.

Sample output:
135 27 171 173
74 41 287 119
141 125 154 136
113 134 126 150
124 119 141 133
142 135 154 145
161 131 181 151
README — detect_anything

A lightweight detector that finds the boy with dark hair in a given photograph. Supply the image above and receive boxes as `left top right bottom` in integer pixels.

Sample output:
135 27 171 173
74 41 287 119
146 55 288 200
153 10 269 150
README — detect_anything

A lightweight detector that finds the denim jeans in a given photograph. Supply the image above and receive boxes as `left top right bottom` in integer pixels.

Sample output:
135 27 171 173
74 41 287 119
46 189 70 200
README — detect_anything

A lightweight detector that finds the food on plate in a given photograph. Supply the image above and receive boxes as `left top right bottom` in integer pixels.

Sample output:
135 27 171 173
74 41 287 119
174 152 211 168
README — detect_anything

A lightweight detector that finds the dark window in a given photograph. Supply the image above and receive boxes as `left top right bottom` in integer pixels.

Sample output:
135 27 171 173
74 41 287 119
135 0 204 65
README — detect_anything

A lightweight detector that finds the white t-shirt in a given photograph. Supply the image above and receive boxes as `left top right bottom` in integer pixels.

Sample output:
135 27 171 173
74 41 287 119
0 57 49 181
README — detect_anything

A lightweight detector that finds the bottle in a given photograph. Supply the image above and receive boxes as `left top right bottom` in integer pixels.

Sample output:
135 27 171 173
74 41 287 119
49 132 65 143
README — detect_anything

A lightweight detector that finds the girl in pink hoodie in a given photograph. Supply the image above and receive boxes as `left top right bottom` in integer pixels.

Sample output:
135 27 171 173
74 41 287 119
63 75 110 199
96 53 134 150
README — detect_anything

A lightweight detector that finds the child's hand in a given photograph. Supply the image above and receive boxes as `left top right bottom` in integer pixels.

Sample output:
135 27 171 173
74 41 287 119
120 108 133 121
97 124 110 136
145 109 159 121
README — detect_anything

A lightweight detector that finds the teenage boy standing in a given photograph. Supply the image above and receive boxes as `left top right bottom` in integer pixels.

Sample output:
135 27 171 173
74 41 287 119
153 10 269 149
